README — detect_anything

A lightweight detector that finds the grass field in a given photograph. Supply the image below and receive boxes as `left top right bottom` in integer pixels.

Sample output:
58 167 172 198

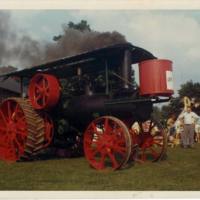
0 144 200 191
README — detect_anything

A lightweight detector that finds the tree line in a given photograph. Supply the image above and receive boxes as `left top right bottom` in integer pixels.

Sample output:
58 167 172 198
153 80 200 126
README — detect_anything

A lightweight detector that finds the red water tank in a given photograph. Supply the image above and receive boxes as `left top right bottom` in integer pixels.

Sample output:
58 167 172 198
139 59 174 96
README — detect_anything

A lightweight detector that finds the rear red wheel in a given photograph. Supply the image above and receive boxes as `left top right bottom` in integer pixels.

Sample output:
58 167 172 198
28 73 60 110
84 116 131 170
131 120 167 162
0 99 28 161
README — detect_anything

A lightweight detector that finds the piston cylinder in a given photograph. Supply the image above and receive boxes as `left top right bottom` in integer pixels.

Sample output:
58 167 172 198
139 59 174 96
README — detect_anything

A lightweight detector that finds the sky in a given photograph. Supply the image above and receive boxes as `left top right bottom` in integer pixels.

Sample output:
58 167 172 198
5 10 200 92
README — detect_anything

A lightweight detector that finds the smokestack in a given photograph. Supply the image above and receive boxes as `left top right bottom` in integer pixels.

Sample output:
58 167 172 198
122 49 132 89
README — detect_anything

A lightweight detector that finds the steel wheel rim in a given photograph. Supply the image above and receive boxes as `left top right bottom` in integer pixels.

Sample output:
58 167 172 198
0 99 28 161
84 116 131 170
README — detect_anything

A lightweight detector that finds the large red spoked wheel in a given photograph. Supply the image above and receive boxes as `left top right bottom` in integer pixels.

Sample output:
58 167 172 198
130 119 167 162
84 116 131 170
0 99 27 161
41 113 54 148
28 73 60 110
0 98 45 162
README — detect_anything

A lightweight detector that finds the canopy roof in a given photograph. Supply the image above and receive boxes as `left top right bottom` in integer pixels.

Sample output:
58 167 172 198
0 78 20 93
0 42 156 79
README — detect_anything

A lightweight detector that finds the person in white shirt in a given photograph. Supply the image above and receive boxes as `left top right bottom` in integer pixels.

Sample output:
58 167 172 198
178 106 199 148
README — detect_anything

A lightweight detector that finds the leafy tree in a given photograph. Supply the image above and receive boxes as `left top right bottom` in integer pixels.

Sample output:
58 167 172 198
53 20 91 41
53 35 62 42
160 81 200 119
179 80 200 100
67 20 91 32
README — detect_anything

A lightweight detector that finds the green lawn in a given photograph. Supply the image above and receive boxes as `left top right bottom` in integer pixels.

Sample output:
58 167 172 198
0 144 200 190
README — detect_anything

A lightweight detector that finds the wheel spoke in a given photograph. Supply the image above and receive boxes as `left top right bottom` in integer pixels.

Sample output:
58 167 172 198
87 147 99 159
42 95 46 106
42 79 45 88
43 78 47 89
10 141 22 159
44 83 50 90
112 133 125 143
13 137 23 152
11 104 19 120
91 122 97 132
0 110 7 124
107 151 119 169
16 128 27 137
7 101 12 120
12 113 27 138
104 118 112 134
116 140 126 146
91 148 99 157
35 83 43 91
113 127 123 135
36 93 43 100
13 110 25 122
113 145 126 156
99 152 106 169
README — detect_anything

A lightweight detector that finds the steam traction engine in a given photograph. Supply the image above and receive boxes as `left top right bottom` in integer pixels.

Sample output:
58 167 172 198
0 43 174 170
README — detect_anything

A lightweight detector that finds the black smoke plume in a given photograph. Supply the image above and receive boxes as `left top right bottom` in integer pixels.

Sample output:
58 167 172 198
0 11 126 73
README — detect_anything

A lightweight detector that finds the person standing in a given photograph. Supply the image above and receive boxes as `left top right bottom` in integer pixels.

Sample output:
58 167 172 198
178 106 199 148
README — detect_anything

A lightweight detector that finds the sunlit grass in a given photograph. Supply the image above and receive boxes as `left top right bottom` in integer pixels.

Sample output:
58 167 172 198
0 144 200 190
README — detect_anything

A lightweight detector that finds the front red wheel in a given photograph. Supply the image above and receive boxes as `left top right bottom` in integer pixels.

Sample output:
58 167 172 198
84 116 131 170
